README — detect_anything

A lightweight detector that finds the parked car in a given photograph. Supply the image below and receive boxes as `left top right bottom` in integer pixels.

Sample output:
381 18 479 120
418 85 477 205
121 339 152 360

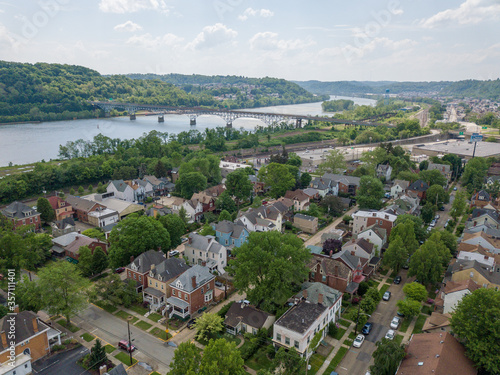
353 334 365 348
168 250 179 257
430 220 436 227
114 267 125 274
453 187 457 191
394 276 402 284
181 237 188 243
390 316 401 329
385 329 395 340
439 206 445 211
361 322 373 335
187 319 196 329
215 281 224 288
397 311 405 317
118 340 135 352
383 291 391 301
435 214 440 220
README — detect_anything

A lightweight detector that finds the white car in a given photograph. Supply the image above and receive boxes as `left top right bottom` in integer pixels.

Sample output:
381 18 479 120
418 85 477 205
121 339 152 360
353 334 365 348
385 329 395 340
390 316 401 329
168 250 179 256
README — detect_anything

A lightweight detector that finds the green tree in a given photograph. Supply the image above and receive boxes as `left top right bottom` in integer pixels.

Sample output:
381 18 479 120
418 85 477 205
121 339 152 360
317 149 346 174
37 261 90 324
69 188 75 195
450 191 466 221
403 282 428 302
96 181 106 194
24 233 52 269
87 184 94 194
168 342 201 375
230 231 311 312
396 298 421 318
154 160 168 178
93 274 139 308
36 197 55 222
16 275 43 312
82 228 106 241
91 248 108 275
369 338 406 375
258 163 295 199
419 160 429 171
307 202 321 217
199 223 216 236
357 176 385 209
178 206 189 225
78 186 85 195
78 245 94 277
218 210 232 221
176 172 207 199
159 214 186 249
426 184 448 206
194 313 224 341
450 288 500 374
271 347 305 375
320 195 344 217
389 221 419 257
299 172 312 188
435 229 458 255
87 339 107 370
108 214 171 267
394 214 427 243
408 235 449 286
461 157 489 192
199 339 245 375
225 169 253 207
382 236 407 273
421 202 435 224
419 169 447 187
215 191 237 213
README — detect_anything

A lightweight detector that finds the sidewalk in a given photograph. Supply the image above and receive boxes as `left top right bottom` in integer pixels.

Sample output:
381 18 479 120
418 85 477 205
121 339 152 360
316 323 355 375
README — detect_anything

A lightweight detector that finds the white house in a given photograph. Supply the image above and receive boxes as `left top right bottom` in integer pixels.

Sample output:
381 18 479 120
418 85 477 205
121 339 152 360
182 199 204 223
341 238 375 260
107 180 135 202
457 251 496 268
237 205 283 232
87 207 119 228
435 279 479 314
356 225 387 252
462 231 500 254
352 210 397 237
376 164 393 181
390 180 410 198
273 282 342 359
184 233 227 274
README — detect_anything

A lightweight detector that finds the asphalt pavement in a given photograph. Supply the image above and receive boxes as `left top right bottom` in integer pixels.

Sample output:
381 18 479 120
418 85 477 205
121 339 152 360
32 346 91 375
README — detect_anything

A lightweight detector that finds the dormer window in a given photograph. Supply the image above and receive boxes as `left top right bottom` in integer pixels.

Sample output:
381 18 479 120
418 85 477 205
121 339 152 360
176 280 183 289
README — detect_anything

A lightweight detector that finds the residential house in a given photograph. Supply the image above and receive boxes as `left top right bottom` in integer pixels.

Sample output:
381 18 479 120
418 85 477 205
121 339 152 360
145 205 172 218
422 312 452 334
106 180 136 202
461 231 500 254
50 217 76 237
284 190 310 211
224 302 275 336
84 193 144 220
295 282 342 321
212 221 249 248
170 167 179 182
457 246 498 268
126 250 168 292
47 196 74 221
396 332 477 375
104 364 128 375
143 175 169 196
1 202 41 231
407 179 429 200
310 177 333 197
190 192 216 213
170 197 186 213
54 233 107 261
352 210 398 237
307 253 362 294
434 279 480 314
184 233 227 274
276 197 294 212
130 179 153 199
248 175 267 195
321 228 346 244
65 195 105 223
0 311 62 375
323 174 361 196
487 162 500 176
445 259 500 289
237 204 283 232
142 258 190 311
202 184 226 198
468 208 499 229
87 207 119 228
332 250 375 280
376 164 392 181
102 222 118 240
167 265 216 319
390 179 409 198
470 190 491 208
356 224 387 252
182 199 204 223
293 213 318 234
485 175 500 185
428 162 452 181
302 188 320 201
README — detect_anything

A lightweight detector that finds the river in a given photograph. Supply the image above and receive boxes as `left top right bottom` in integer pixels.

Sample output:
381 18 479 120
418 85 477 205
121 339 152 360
0 95 375 167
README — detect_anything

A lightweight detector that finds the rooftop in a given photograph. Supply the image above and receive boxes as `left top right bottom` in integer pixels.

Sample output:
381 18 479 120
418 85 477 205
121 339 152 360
275 301 326 335
413 139 500 159
224 302 273 329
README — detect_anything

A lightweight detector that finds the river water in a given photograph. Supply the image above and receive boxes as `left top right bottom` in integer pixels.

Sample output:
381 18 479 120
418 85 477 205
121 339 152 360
0 95 375 167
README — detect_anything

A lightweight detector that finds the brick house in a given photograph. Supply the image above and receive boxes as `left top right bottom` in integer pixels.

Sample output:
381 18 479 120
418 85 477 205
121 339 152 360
47 196 74 221
125 250 167 292
407 179 429 200
0 311 61 375
293 213 318 234
470 190 491 209
51 232 107 261
190 192 217 213
65 195 105 223
352 210 397 237
307 254 362 295
167 265 216 319
341 238 375 260
1 201 41 231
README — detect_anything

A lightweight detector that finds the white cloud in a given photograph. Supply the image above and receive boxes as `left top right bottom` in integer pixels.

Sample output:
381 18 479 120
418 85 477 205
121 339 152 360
238 8 274 21
114 21 142 32
319 37 417 60
421 0 500 28
99 0 170 14
249 31 315 51
126 33 184 48
187 23 237 50
0 23 17 48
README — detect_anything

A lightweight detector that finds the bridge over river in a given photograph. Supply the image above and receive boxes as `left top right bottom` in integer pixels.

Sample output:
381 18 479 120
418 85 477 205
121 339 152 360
89 101 392 128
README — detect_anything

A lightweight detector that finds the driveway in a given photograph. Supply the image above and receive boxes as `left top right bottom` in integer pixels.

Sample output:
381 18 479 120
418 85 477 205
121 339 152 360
73 304 175 374
304 205 358 247
32 346 91 375
337 270 409 375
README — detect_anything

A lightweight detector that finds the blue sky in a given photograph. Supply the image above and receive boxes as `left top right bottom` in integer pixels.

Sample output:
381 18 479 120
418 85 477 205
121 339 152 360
0 0 499 81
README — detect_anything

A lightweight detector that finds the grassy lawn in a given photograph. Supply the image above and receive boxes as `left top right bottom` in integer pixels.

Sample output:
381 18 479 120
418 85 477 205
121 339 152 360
400 317 413 333
334 327 346 340
115 310 139 324
80 333 95 342
245 346 273 372
150 327 172 340
197 333 241 346
412 314 428 335
380 284 390 295
326 347 348 372
114 352 137 366
343 339 353 346
150 372 161 375
348 331 356 340
421 305 433 315
338 319 351 328
308 353 327 375
57 319 80 333
94 300 118 314
395 335 404 345
147 313 163 322
387 278 394 284
104 344 116 354
129 304 149 315
390 270 399 278
135 320 153 331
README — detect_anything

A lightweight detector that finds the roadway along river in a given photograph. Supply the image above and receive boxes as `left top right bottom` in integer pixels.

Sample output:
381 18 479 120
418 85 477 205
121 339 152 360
0 95 375 167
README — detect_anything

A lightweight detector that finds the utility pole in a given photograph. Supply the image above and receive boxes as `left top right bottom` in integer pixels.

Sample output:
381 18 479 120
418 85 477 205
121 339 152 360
127 319 133 365
472 141 477 158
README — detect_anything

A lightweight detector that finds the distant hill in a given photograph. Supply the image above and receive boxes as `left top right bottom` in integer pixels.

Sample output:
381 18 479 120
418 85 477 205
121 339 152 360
294 79 500 100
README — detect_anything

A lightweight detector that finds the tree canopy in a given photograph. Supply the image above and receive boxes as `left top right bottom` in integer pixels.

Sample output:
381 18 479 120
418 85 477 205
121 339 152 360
357 176 385 209
317 149 346 174
257 163 296 199
370 338 406 375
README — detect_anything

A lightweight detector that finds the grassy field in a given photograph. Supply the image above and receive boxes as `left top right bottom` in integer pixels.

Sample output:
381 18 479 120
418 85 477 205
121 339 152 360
57 319 80 333
412 314 428 335
147 313 163 322
343 339 353 346
338 319 351 327
379 284 390 295
115 310 139 324
129 304 149 315
400 317 412 333
326 347 348 373
150 327 172 340
114 352 137 366
135 320 153 331
348 331 356 340
80 333 95 342
245 346 273 372
94 300 118 314
334 327 347 340
395 335 404 345
104 344 116 354
308 352 327 374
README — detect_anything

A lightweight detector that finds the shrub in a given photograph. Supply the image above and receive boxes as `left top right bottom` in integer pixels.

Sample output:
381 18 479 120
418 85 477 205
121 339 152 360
217 301 234 318
328 322 338 337
358 282 370 296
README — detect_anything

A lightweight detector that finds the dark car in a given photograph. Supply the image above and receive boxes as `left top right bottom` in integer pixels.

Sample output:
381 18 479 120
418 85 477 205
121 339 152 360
361 322 373 335
187 318 196 329
114 267 125 274
394 276 402 284
439 206 445 211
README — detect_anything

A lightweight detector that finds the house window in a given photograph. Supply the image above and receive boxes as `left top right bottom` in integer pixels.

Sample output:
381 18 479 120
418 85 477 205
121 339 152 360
294 340 299 349
127 270 131 277
311 272 316 279
252 328 257 335
172 290 175 296
139 276 142 281
156 283 158 287
207 284 210 290
200 251 202 257
285 337 290 346
201 287 204 293
322 275 326 282
185 295 188 301
205 292 213 302
133 274 136 279
276 333 281 342
161 285 164 289
149 280 152 285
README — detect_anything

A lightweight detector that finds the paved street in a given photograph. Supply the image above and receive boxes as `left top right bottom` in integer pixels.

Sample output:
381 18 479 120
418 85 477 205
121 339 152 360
337 270 410 375
73 304 175 374
32 346 91 375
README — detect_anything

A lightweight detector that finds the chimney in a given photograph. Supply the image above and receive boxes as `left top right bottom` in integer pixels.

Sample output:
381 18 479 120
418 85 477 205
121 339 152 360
334 265 339 276
0 331 7 348
191 275 197 289
202 261 206 267
78 230 81 234
130 255 134 263
151 264 155 270
99 364 107 375
351 238 355 243
32 317 38 333
318 294 324 305
303 289 308 299
351 251 355 256
75 236 79 240
188 236 192 244
459 264 464 270
420 182 423 188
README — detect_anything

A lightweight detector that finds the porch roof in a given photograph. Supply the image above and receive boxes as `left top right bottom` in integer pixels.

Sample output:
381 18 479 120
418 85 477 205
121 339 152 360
143 287 165 298
167 296 189 309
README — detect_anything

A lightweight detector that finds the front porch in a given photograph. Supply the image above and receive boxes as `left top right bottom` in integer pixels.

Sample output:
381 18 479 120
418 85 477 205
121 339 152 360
143 287 166 311
166 296 190 319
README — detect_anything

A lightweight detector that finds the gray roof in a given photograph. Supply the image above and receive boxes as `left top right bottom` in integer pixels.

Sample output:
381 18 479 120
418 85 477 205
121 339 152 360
167 296 189 309
170 265 215 292
52 232 90 247
143 287 165 298
224 302 273 329
310 177 331 190
188 233 225 254
1 201 39 219
110 180 129 192
323 173 361 186
393 179 410 189
66 195 100 212
275 301 326 334
408 179 429 192
143 175 163 186
471 208 499 222
428 162 451 174
127 250 166 274
149 258 190 281
297 282 342 308
294 213 317 222
105 364 128 375
53 216 75 229
303 188 319 196
472 190 490 201
0 311 56 351
345 282 359 294
213 221 247 238
102 222 118 233
332 251 360 271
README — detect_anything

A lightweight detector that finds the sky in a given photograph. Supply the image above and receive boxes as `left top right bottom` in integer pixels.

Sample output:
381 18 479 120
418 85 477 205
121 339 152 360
0 0 499 82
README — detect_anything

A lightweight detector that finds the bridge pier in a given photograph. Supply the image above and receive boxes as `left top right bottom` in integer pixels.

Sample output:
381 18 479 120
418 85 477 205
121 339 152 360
158 115 164 123
226 121 232 128
296 119 302 128
130 113 136 120
189 115 197 125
